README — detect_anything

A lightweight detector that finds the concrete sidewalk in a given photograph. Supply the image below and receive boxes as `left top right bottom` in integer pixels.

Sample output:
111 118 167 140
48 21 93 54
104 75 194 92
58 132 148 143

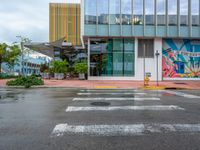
1 79 199 89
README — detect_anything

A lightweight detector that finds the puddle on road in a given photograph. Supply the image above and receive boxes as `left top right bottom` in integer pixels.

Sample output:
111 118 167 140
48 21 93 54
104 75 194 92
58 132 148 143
0 93 21 104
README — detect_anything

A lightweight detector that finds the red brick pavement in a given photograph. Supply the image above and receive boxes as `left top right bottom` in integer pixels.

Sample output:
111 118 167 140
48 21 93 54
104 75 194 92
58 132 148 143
1 79 200 89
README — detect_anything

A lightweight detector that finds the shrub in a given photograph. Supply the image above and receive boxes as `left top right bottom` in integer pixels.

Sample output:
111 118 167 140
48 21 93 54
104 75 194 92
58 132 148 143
52 60 68 73
73 62 87 74
6 75 44 88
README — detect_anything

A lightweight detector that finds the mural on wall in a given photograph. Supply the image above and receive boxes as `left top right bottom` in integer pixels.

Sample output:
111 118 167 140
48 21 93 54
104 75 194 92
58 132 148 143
162 39 200 78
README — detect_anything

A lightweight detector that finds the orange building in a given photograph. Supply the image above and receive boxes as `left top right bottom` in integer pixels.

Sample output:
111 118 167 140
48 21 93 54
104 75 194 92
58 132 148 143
49 3 81 46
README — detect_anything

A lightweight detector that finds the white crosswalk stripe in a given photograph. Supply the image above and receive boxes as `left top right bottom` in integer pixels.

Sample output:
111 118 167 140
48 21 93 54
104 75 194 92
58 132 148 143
165 90 200 99
73 97 161 101
77 93 147 96
66 105 185 112
51 90 192 137
51 123 200 137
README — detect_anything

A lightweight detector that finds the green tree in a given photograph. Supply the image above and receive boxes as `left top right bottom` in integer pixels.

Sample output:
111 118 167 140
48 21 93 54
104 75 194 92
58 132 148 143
6 44 21 72
0 43 8 74
0 43 21 74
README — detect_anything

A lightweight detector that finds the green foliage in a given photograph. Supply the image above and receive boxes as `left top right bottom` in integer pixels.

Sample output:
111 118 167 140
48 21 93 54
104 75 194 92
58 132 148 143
6 44 21 71
6 75 44 88
0 43 21 74
0 73 18 79
52 60 68 73
40 63 49 73
73 62 88 74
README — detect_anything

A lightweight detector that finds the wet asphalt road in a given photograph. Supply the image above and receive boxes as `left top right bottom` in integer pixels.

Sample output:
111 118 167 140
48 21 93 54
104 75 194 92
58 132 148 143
0 88 200 150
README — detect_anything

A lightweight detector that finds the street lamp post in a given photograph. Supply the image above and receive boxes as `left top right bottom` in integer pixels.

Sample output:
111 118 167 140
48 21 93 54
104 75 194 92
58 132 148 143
143 43 146 86
155 50 160 86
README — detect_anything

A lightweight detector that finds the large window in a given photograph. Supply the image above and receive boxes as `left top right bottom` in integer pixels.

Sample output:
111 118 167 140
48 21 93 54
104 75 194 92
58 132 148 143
180 0 188 26
85 0 97 24
138 39 154 58
109 0 121 24
168 0 177 26
192 0 199 26
145 0 155 25
157 0 166 25
90 39 135 77
133 0 143 25
121 0 132 25
97 0 109 24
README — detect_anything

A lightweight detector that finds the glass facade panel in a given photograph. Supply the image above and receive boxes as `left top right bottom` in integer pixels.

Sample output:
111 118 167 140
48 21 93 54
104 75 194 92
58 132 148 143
157 0 166 25
145 0 155 25
85 0 97 24
192 0 199 26
90 39 135 77
133 0 143 25
97 0 109 24
168 0 177 26
180 0 188 26
122 0 132 25
109 0 121 24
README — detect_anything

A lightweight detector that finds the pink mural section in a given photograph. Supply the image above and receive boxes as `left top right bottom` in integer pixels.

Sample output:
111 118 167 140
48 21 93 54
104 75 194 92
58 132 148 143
162 39 200 79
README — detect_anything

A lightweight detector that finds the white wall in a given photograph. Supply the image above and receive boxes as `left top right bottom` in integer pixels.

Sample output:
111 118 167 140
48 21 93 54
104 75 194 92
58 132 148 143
134 38 162 81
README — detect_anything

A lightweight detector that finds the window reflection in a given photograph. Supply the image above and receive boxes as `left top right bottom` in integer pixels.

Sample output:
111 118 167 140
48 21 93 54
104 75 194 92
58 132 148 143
90 39 135 77
168 0 177 26
192 0 199 26
180 0 188 26
133 0 143 25
122 0 132 25
85 0 97 24
109 0 121 24
98 0 109 24
157 0 166 26
145 0 155 25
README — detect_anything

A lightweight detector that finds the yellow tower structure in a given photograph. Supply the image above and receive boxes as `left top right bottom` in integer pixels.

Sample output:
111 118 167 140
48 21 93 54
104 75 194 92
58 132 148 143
49 3 81 46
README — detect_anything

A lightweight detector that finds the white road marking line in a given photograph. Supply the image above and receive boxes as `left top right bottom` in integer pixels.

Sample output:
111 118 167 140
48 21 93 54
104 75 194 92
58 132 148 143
80 90 139 92
66 105 185 112
73 97 160 101
77 93 147 96
166 91 200 99
51 123 200 137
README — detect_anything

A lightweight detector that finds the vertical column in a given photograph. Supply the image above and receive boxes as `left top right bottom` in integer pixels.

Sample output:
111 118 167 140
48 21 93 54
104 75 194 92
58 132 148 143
166 0 168 37
155 0 157 36
108 0 110 36
120 0 122 36
96 0 98 36
132 0 134 36
188 0 192 37
143 0 145 36
177 0 180 37
87 38 90 79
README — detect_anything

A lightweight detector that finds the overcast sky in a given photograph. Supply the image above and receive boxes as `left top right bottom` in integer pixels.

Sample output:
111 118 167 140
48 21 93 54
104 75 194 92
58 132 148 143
0 0 80 44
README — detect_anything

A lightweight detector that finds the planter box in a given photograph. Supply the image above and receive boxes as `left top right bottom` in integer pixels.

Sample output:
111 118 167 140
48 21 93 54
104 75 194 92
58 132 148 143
41 73 50 79
79 73 86 80
54 73 65 80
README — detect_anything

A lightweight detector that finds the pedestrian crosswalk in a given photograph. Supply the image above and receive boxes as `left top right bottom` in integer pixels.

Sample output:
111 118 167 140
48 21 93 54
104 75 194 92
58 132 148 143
51 90 200 137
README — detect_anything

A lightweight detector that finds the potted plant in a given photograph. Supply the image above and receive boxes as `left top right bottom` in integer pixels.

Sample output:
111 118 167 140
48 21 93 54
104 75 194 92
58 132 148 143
73 62 87 80
52 60 68 80
40 64 50 79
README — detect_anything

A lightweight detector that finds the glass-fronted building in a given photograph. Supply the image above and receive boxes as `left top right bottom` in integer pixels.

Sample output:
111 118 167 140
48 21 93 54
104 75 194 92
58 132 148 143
81 0 200 80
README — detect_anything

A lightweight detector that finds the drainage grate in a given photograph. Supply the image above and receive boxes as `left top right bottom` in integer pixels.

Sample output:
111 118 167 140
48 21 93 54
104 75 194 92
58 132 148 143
90 102 111 106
